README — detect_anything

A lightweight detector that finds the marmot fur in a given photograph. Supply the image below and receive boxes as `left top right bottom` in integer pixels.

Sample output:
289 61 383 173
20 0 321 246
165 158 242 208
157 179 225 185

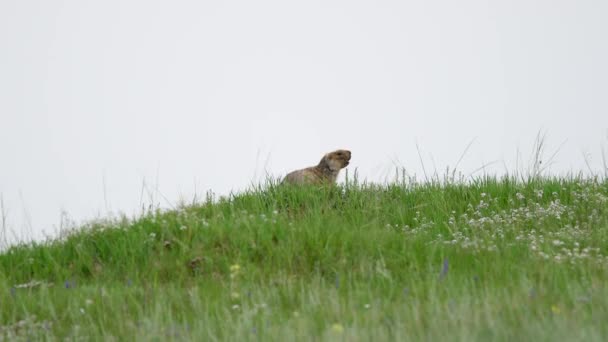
282 149 351 185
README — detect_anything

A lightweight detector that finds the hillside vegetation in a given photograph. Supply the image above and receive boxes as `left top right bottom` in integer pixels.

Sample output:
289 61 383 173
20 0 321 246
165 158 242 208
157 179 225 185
1 177 607 341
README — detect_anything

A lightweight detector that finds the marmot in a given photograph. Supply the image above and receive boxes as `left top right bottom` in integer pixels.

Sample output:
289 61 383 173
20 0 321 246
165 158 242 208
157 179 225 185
282 149 352 185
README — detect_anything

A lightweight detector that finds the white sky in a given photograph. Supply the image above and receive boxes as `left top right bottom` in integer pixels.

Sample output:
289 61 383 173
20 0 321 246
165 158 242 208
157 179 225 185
1 0 607 245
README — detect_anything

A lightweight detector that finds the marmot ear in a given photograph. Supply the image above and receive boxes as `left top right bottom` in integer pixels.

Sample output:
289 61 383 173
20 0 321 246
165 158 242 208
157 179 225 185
319 154 328 164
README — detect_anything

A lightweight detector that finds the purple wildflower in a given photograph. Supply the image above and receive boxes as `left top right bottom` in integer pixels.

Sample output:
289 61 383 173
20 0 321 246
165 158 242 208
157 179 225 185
439 258 449 280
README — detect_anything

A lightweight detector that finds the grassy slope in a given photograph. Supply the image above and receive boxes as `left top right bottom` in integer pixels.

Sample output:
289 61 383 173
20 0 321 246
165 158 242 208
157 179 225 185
1 177 607 341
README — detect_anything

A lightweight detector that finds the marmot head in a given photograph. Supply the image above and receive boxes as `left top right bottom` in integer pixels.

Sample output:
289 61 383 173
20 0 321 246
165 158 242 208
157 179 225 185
320 149 352 171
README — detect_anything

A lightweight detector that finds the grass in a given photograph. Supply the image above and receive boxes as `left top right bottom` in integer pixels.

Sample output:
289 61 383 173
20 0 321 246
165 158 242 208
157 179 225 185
1 175 607 341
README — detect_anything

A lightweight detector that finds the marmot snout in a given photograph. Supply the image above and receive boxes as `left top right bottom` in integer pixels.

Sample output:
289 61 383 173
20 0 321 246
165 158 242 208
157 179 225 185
282 149 352 185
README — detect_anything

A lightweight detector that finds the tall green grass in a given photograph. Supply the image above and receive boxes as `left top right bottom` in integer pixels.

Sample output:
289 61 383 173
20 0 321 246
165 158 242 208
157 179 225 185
1 176 607 341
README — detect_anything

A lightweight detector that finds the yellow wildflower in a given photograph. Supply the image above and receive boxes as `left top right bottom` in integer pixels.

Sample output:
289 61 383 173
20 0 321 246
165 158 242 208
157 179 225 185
331 323 344 334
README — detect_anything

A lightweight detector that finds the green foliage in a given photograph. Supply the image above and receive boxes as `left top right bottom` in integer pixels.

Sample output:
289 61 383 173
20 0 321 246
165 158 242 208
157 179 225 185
1 177 607 340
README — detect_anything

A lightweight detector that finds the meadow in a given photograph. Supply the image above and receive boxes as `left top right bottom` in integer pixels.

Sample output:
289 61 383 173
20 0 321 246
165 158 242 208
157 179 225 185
1 175 607 341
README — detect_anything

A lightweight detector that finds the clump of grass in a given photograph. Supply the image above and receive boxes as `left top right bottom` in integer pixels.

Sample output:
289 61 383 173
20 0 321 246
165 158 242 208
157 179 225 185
1 176 607 340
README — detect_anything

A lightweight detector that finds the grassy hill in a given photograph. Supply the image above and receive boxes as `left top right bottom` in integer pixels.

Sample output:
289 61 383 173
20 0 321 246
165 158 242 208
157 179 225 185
1 177 607 341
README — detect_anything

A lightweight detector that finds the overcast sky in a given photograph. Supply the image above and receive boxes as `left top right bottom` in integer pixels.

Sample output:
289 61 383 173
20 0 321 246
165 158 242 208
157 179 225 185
1 0 607 245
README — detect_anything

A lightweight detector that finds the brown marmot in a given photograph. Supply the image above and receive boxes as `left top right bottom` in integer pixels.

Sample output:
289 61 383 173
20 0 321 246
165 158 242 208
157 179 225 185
282 149 352 185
